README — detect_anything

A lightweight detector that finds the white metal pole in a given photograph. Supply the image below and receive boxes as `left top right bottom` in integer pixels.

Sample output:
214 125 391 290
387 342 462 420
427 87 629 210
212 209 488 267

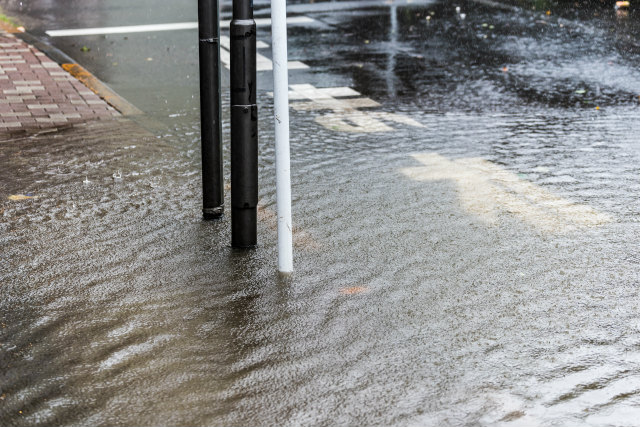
271 0 293 274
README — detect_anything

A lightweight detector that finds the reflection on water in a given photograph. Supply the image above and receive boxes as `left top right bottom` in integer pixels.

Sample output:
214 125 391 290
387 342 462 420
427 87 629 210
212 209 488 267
2 0 640 425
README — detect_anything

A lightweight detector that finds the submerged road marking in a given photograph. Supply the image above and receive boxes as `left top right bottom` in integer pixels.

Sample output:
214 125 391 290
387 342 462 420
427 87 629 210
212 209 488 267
219 36 308 72
45 16 316 37
286 83 424 132
401 153 612 232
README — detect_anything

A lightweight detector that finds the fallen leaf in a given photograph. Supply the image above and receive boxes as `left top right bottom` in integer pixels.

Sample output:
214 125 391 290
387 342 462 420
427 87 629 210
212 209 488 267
339 286 369 295
8 194 35 201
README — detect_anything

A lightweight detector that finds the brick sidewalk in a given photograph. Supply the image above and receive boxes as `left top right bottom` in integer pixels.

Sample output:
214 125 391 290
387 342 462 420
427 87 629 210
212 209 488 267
0 30 119 133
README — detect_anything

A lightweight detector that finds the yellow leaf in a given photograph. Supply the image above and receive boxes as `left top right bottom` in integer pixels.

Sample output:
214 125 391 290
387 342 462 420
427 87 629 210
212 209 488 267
339 286 369 295
8 194 34 201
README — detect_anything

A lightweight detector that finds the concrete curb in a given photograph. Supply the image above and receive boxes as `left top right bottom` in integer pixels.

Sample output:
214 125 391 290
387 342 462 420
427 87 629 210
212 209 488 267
0 14 144 116
11 28 143 116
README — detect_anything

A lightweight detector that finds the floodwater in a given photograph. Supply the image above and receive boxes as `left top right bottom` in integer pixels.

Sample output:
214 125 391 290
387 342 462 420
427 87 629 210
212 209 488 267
2 0 640 425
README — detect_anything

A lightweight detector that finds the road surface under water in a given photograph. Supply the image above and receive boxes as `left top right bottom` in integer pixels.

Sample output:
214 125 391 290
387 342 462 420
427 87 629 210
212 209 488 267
2 0 640 425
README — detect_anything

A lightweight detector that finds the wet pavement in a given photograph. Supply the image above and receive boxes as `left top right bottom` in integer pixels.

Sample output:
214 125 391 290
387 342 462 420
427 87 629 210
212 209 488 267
2 0 640 425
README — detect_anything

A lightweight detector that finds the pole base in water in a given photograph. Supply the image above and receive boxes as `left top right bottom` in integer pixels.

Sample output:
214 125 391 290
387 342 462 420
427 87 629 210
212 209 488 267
232 207 257 247
203 206 224 220
278 270 293 279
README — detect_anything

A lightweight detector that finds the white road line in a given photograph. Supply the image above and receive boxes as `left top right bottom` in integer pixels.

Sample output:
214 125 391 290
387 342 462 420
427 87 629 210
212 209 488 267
290 86 360 99
47 22 197 37
46 16 316 37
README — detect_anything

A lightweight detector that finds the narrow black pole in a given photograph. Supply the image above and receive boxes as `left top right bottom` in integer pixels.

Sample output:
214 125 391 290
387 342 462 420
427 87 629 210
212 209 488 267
230 0 258 247
198 0 224 220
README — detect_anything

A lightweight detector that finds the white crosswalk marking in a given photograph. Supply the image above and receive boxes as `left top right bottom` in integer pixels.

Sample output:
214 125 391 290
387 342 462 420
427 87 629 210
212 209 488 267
219 36 308 72
286 83 424 132
401 153 612 232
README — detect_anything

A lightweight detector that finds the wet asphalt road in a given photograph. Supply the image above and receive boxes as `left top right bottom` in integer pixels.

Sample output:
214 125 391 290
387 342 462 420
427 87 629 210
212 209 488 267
1 0 640 117
2 0 640 426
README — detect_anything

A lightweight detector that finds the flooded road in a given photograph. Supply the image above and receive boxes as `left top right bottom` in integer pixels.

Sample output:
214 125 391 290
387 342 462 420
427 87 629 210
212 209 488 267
2 0 640 425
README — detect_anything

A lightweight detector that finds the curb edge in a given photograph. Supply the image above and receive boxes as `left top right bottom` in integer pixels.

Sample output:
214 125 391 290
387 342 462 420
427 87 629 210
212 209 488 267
13 30 144 116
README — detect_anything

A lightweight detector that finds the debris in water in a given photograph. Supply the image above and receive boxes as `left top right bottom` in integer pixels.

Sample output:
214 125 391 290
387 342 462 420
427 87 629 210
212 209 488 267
575 89 586 94
340 286 369 295
80 45 90 52
83 176 91 185
112 170 122 180
8 194 35 201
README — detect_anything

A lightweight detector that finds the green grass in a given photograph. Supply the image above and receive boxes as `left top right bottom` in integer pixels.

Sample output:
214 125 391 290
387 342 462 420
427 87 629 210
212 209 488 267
0 9 20 28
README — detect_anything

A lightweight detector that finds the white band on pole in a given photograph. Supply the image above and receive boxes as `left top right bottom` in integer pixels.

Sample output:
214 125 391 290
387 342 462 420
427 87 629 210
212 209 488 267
271 0 294 274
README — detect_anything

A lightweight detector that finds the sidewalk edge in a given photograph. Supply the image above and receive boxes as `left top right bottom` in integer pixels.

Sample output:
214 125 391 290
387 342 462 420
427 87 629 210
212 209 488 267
13 31 144 116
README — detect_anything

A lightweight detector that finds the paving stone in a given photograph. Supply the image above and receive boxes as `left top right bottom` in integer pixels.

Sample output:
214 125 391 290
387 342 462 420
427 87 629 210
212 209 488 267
0 29 121 132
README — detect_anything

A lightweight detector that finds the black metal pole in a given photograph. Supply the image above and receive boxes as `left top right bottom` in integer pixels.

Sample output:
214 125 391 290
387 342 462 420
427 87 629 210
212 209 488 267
230 0 258 247
198 0 224 220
